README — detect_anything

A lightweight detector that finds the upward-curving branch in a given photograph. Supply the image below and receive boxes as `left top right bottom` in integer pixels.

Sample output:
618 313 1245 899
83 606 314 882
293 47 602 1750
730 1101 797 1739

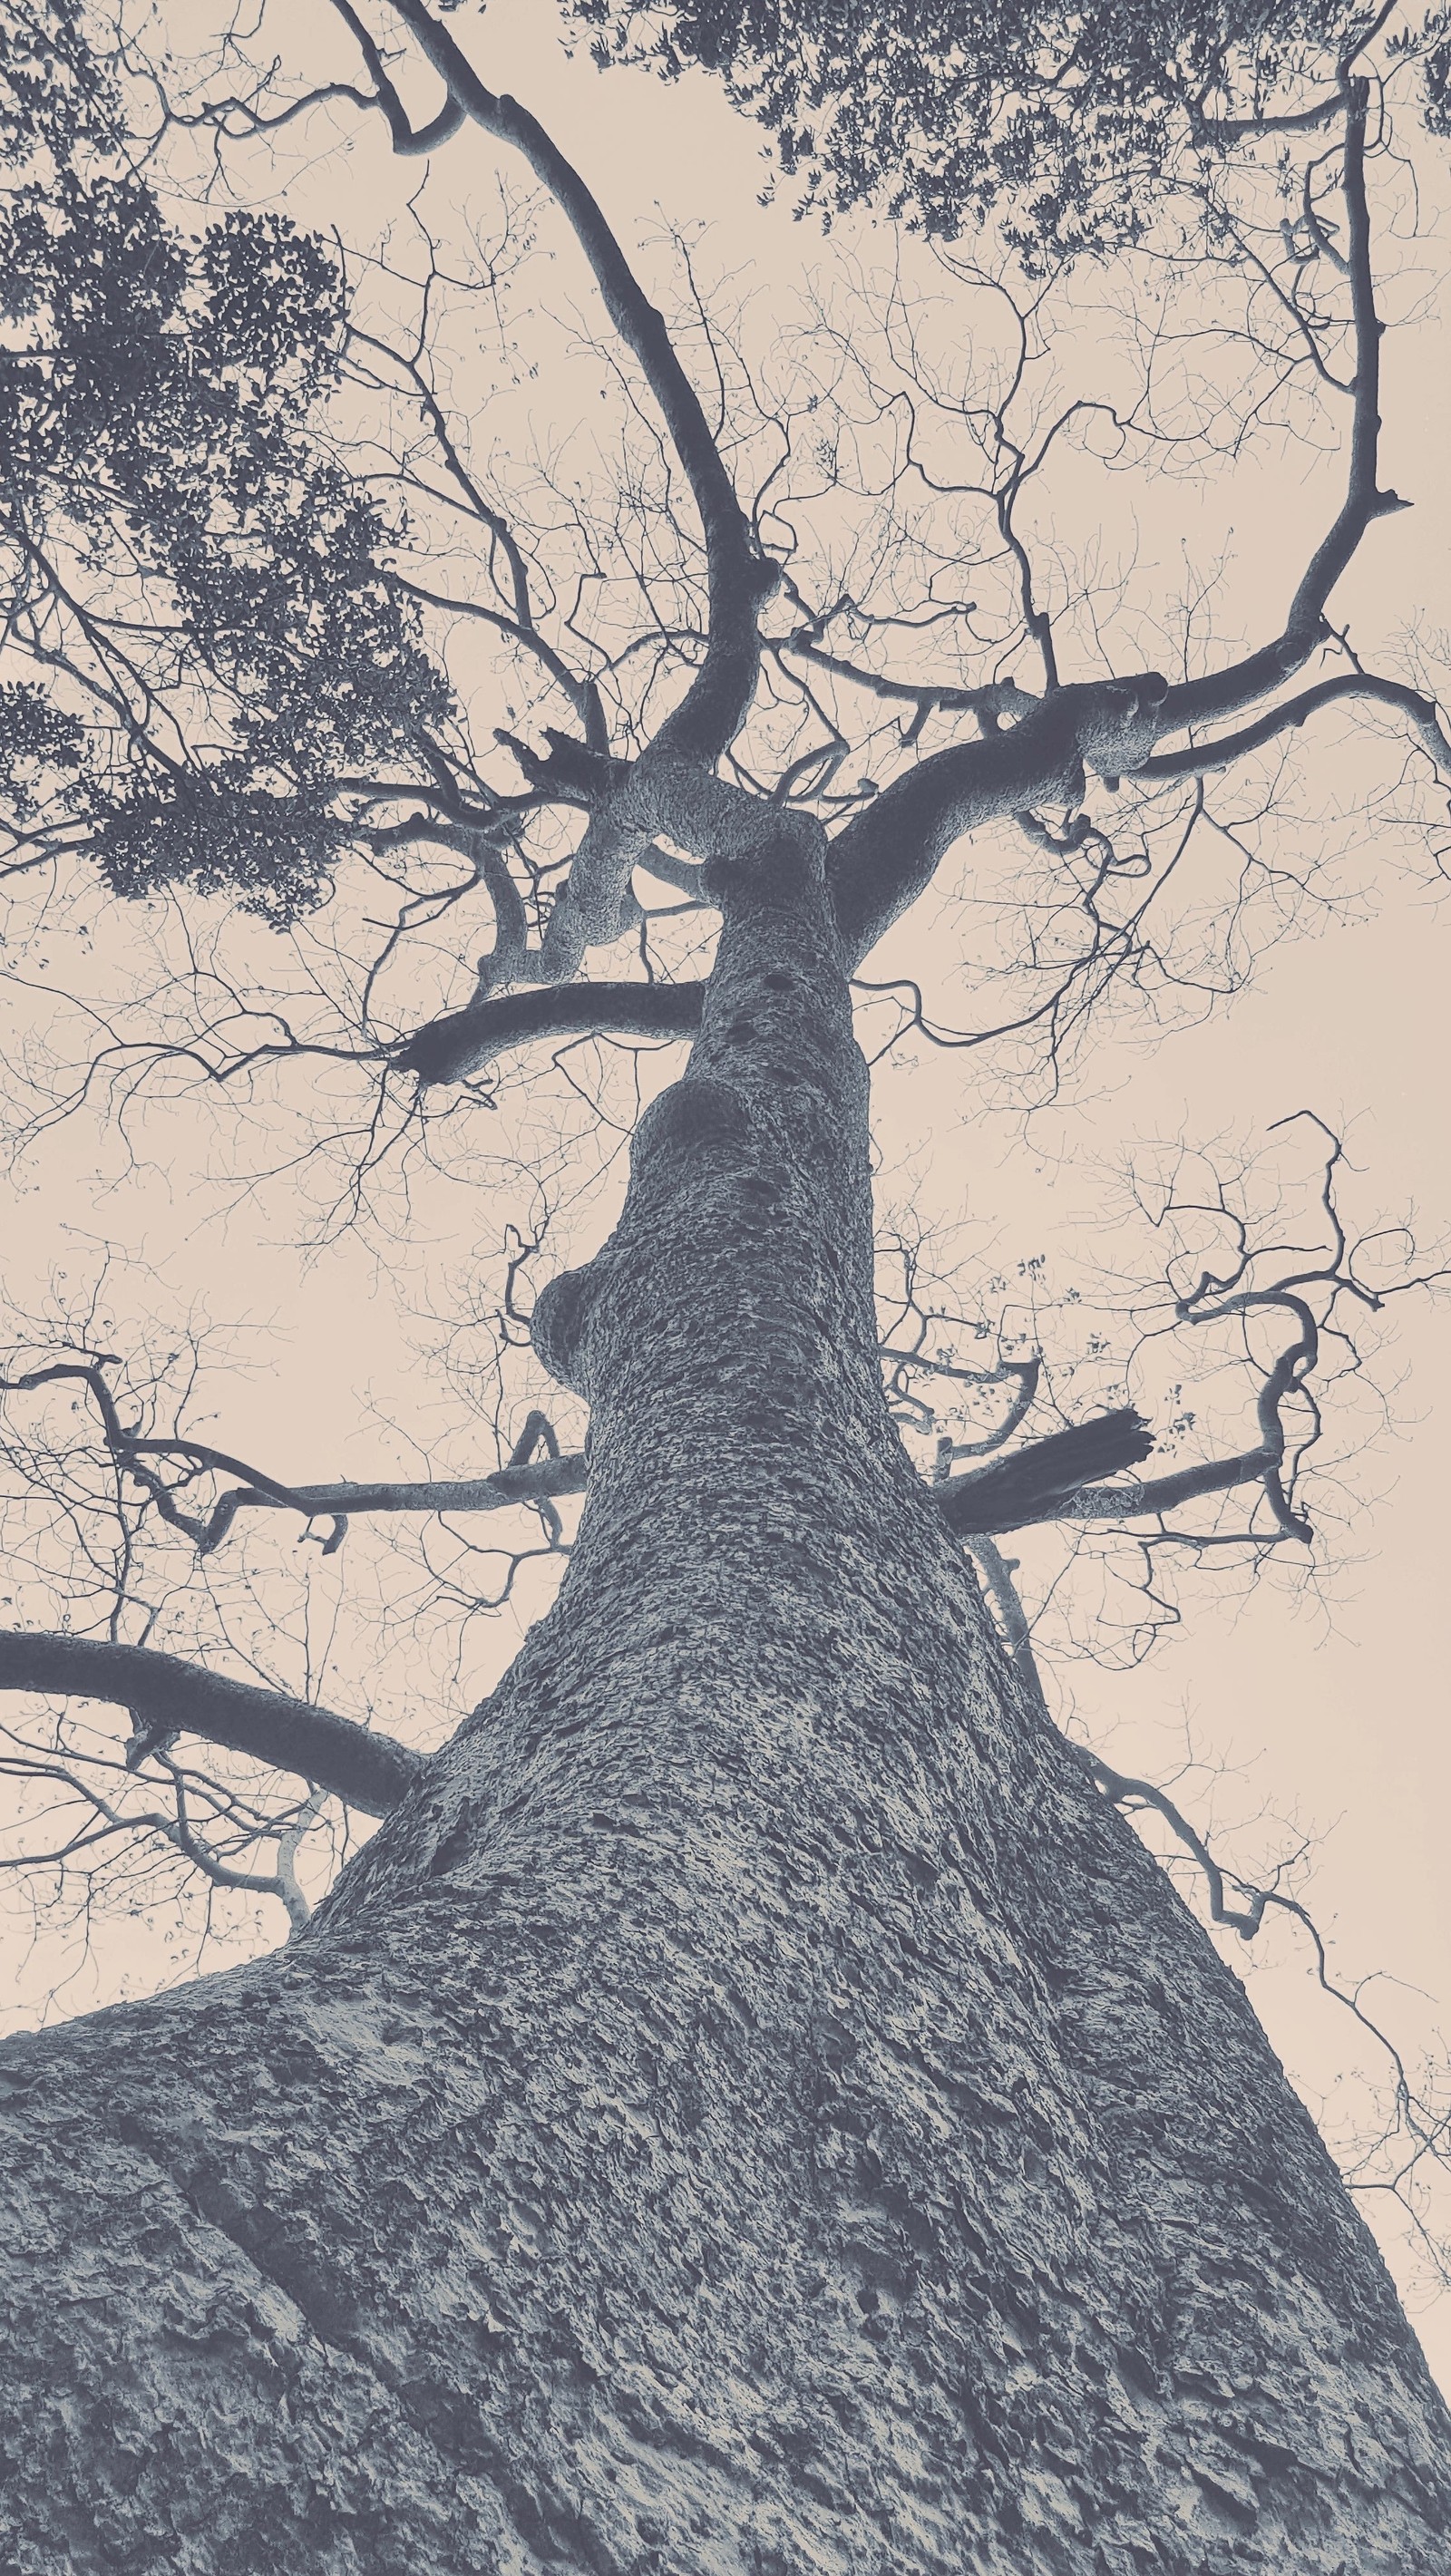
345 0 775 766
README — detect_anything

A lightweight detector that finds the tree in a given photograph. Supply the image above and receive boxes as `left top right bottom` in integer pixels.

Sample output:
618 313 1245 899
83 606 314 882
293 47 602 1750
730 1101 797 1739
2 0 1450 2562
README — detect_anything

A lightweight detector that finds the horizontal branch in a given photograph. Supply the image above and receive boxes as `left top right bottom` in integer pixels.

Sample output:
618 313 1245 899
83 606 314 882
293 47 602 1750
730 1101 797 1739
939 1408 1155 1535
394 977 704 1084
89 1417 1294 1570
1020 1445 1275 1532
943 1423 1286 1538
0 1631 424 1816
206 1453 589 1550
781 638 1032 723
1199 92 1347 144
208 1427 1255 1552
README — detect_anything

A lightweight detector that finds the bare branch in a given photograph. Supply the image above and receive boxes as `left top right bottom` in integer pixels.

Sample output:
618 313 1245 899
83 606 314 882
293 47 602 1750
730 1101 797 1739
1054 1444 1280 1529
0 1632 423 1816
1088 1753 1269 1936
1135 671 1451 785
372 0 777 762
326 0 466 152
1160 81 1407 732
826 676 1168 966
395 977 703 1085
200 1455 588 1554
938 1406 1155 1535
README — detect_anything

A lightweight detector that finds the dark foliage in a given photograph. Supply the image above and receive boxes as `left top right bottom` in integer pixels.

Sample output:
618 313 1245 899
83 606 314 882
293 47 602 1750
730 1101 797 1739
1390 7 1451 125
0 0 115 169
0 5 453 923
565 0 1450 257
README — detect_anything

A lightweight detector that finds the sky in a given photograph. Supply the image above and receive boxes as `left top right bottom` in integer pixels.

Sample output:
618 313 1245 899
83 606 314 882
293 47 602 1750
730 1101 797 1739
2 0 1449 2387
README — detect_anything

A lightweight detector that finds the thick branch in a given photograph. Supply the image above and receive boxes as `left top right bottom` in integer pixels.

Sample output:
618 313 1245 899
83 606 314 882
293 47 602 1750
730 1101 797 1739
827 678 1167 965
1135 671 1451 783
395 976 703 1084
938 1408 1155 1535
1051 1445 1277 1529
376 0 774 761
327 0 465 151
817 97 1417 963
0 1632 423 1816
940 1426 1290 1538
1198 93 1348 144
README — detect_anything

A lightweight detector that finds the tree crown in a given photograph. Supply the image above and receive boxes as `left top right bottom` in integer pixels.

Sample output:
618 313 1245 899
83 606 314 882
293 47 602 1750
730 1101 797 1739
564 0 1451 258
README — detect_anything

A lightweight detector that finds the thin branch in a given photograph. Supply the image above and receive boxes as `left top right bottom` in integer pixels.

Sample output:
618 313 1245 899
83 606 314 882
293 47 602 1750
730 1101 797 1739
1161 80 1408 731
1088 1754 1269 1935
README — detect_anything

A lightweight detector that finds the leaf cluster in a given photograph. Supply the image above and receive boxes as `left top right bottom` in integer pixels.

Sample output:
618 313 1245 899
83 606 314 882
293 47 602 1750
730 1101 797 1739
564 0 1432 259
0 0 116 171
0 10 453 923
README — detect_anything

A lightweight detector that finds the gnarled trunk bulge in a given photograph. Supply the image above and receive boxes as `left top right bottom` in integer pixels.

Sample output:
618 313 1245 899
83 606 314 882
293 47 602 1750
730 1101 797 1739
2 814 1447 2572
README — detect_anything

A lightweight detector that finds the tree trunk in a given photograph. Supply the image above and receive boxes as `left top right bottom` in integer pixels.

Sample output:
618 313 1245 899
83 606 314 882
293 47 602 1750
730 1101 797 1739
2 815 1447 2574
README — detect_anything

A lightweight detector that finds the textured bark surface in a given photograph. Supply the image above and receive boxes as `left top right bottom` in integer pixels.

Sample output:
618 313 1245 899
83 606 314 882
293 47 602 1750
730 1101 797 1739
2 817 1448 2572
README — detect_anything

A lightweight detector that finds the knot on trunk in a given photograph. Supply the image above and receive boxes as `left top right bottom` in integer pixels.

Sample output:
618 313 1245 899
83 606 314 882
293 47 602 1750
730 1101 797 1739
532 1082 757 1394
631 1075 755 1167
531 1260 608 1397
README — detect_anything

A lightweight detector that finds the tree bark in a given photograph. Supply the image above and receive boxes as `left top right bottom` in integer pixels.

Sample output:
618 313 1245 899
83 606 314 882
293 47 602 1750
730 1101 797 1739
2 809 1447 2572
